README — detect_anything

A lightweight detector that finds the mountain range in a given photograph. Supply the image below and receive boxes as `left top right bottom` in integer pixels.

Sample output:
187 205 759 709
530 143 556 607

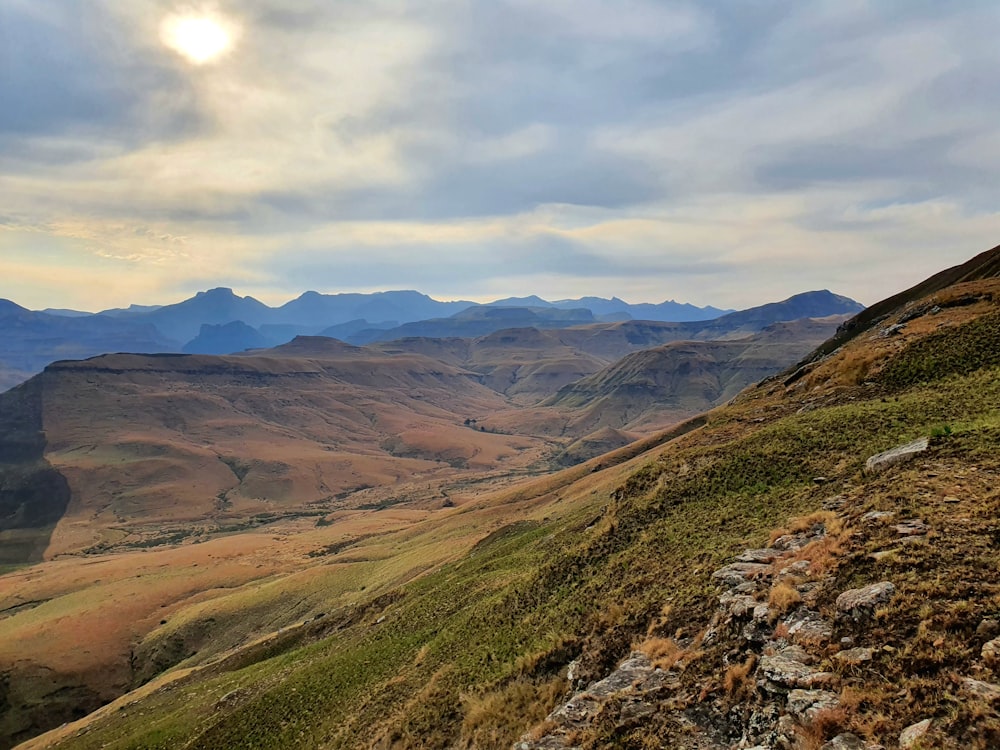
0 289 860 391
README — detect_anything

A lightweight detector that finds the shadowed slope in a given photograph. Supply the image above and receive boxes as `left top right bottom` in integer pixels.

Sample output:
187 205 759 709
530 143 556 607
0 379 71 566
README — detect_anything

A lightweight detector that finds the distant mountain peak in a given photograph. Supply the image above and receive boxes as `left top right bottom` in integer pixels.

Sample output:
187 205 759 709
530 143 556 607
197 287 237 298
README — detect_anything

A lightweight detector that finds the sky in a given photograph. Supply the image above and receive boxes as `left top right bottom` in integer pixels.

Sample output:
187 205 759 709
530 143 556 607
1 1 999 312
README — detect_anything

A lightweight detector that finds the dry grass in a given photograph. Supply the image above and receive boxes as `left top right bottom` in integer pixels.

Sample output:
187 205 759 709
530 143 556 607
768 580 803 618
636 637 684 671
460 678 566 749
723 655 756 701
794 707 850 750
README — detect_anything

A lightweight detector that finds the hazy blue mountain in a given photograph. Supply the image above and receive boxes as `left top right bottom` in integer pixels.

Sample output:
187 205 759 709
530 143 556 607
97 303 164 317
488 295 731 321
274 290 475 328
317 319 396 340
349 306 597 344
485 295 553 308
39 308 93 318
182 321 270 355
130 288 272 342
0 299 179 382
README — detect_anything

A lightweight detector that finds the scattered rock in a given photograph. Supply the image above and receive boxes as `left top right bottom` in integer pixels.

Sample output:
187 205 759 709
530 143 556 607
834 647 874 665
869 549 899 562
881 323 907 337
801 672 838 688
821 733 867 750
823 495 848 510
719 592 757 619
784 610 834 646
777 560 811 577
864 438 929 474
759 650 818 690
899 718 932 748
893 519 929 536
836 581 896 620
787 688 839 723
961 677 1000 702
982 637 1000 667
737 548 782 564
773 531 821 552
943 495 961 504
977 618 1000 639
861 510 895 523
712 562 771 587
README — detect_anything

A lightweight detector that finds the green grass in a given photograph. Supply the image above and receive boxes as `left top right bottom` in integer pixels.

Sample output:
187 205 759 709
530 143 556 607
879 310 1000 389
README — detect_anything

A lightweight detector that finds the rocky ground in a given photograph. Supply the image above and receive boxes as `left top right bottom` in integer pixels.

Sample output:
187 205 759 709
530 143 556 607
516 437 1000 750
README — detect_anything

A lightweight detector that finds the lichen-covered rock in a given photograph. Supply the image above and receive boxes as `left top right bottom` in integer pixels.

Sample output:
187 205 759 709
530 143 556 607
836 581 896 620
712 562 771 587
787 688 839 723
737 548 782 563
961 677 1000 702
864 438 929 474
893 519 929 536
834 647 874 665
784 609 834 646
899 718 932 748
982 637 1000 667
821 733 867 750
759 651 818 690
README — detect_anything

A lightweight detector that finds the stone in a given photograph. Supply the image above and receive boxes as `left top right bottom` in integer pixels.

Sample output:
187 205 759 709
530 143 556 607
777 560 811 577
785 610 834 646
800 672 838 688
899 718 932 748
869 549 900 562
787 689 840 722
893 519 929 536
977 618 1000 639
712 562 771 587
719 592 757 619
821 734 867 750
836 581 896 620
861 510 895 523
823 495 847 510
982 637 1000 667
864 438 929 474
773 532 819 551
546 652 655 731
586 652 652 697
759 652 817 688
835 647 874 665
961 677 1000 701
737 548 782 563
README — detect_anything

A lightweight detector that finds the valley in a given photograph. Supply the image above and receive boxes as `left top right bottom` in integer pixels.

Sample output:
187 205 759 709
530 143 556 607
3 252 999 748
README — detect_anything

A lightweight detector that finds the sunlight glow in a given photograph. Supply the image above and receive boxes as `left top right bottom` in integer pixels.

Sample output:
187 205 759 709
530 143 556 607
160 13 235 65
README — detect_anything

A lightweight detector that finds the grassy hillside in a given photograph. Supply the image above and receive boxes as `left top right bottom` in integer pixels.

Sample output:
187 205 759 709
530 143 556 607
18 270 1000 749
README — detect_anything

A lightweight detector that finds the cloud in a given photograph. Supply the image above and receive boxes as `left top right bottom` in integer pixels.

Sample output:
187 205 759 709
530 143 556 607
1 0 999 311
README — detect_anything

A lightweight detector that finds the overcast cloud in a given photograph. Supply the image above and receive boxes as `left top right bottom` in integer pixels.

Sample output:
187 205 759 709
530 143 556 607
1 0 998 310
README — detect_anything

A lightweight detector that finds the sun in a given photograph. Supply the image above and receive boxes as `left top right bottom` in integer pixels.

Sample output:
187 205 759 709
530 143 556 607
160 13 236 65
